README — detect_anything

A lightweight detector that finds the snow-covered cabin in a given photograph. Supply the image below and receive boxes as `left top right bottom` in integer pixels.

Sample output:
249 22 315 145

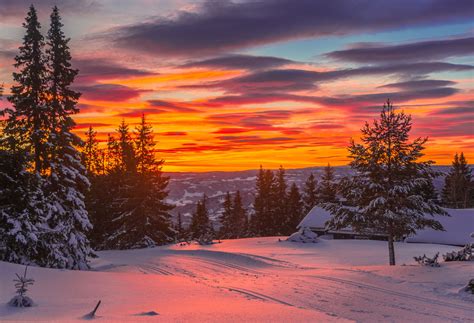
298 206 474 246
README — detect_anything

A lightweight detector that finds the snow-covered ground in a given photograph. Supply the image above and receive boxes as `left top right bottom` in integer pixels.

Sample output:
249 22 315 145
1 238 473 322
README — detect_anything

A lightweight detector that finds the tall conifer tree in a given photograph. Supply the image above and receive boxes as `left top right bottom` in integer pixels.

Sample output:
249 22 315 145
252 166 275 236
286 183 304 234
190 195 212 239
303 173 318 213
232 190 247 238
442 153 473 208
219 192 234 238
325 100 446 265
43 6 91 269
273 166 288 234
318 164 337 203
5 5 48 173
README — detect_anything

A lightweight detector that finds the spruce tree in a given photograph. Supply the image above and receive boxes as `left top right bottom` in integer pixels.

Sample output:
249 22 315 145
252 166 276 236
1 87 45 265
442 153 473 208
190 195 212 239
325 100 446 265
176 212 184 241
97 118 174 249
318 164 337 203
5 5 48 173
45 120 92 269
83 126 100 174
303 173 318 213
43 6 91 269
286 183 304 234
219 192 233 238
273 166 288 235
135 114 161 173
232 190 248 238
0 149 45 265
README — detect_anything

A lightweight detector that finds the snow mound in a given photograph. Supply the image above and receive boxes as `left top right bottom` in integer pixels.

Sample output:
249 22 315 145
8 295 34 308
287 227 318 243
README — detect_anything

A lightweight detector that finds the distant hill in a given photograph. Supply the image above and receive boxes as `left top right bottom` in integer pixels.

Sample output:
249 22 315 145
166 165 453 227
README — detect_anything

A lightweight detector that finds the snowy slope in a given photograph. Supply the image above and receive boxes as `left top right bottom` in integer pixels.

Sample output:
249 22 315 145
1 238 473 322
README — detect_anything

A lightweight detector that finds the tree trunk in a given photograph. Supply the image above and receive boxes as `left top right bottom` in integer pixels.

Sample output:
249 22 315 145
388 234 396 266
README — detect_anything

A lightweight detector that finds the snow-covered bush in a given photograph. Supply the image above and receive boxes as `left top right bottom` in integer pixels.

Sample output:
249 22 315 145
414 253 440 267
443 244 473 262
286 227 318 243
8 266 35 307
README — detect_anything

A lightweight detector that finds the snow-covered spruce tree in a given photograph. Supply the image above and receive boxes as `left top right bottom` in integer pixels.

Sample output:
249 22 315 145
45 121 92 269
5 6 49 174
1 6 51 266
1 89 45 265
318 164 337 203
218 192 234 238
40 7 92 269
442 152 473 208
285 183 304 234
303 173 318 214
324 100 446 265
190 195 213 240
0 144 46 265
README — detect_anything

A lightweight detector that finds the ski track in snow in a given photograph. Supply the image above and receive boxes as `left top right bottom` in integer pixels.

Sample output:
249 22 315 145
94 242 474 322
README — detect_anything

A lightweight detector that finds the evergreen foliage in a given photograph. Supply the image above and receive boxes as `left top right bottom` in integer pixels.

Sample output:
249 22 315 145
218 190 247 239
324 100 446 265
303 173 318 214
86 118 174 249
318 164 337 203
442 153 473 208
8 266 35 307
252 166 276 236
1 6 91 269
189 195 213 239
5 5 48 173
285 183 304 235
273 166 288 234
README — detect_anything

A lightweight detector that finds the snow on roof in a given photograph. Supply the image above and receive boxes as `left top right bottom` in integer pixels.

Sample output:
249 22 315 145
297 206 332 229
298 206 474 246
405 208 474 246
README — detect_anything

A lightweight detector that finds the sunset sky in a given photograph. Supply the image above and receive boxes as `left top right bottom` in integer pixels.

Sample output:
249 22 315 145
0 0 472 171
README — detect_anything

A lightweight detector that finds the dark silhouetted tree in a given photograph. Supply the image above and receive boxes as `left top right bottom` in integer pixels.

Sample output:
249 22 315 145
286 183 304 234
303 173 318 214
318 164 337 203
442 153 473 208
252 166 276 236
219 192 233 238
273 166 288 235
190 195 212 239
5 5 48 173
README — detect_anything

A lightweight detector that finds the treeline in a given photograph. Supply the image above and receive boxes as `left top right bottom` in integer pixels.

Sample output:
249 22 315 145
83 117 174 250
0 6 91 269
178 149 473 242
179 164 338 240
